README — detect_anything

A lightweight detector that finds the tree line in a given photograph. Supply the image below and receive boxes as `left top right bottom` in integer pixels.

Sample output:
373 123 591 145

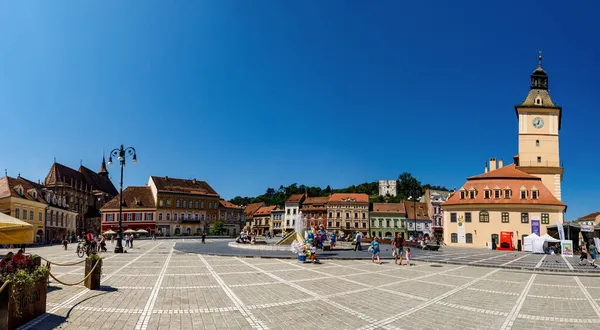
229 172 450 207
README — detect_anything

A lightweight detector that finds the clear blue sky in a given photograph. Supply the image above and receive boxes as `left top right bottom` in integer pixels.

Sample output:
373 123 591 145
0 1 597 220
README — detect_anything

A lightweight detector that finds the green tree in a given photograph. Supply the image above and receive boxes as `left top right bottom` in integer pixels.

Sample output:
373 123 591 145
397 172 423 200
211 221 225 235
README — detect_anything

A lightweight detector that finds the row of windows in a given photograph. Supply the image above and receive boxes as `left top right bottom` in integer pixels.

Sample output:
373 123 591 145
460 189 540 200
14 208 44 222
158 213 217 221
451 233 473 243
371 219 402 228
450 212 550 224
106 213 153 221
328 212 367 219
327 222 368 229
158 199 218 210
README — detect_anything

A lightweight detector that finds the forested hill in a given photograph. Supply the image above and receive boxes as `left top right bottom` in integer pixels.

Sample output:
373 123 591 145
229 172 450 207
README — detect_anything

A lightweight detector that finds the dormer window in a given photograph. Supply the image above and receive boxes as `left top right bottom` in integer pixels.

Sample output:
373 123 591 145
535 96 543 105
504 189 511 199
15 186 23 196
460 191 465 200
469 190 475 199
531 186 539 200
520 190 527 199
484 190 490 199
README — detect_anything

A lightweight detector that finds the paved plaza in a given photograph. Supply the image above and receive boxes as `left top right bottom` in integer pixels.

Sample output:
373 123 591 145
8 239 600 330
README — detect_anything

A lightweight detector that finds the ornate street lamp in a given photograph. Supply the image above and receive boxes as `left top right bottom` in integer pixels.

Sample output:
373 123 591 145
408 189 421 238
108 144 137 253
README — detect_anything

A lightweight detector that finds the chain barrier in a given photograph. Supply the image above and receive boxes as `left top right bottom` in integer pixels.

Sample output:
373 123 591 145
47 259 101 286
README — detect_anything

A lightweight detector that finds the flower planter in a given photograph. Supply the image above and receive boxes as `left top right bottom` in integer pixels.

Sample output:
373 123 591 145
0 277 47 330
297 255 306 263
84 258 102 290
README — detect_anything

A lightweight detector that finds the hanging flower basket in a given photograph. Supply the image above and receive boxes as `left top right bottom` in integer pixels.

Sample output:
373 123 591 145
84 254 102 290
0 255 48 330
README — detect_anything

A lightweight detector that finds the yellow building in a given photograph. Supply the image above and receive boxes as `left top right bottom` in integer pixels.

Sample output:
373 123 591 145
442 54 567 248
0 176 47 243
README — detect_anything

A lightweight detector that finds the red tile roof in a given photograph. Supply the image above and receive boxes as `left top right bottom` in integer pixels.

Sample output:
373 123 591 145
303 197 329 205
404 201 430 220
44 162 118 196
577 212 600 221
244 202 265 217
0 176 47 204
286 194 306 203
102 186 156 210
372 202 406 214
150 176 219 197
254 205 276 216
443 165 565 207
219 199 241 209
328 193 369 203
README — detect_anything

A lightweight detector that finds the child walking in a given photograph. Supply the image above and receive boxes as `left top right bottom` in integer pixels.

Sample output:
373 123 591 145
405 248 411 266
370 237 381 264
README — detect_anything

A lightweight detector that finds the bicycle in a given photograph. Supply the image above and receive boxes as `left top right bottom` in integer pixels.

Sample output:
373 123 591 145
76 241 94 258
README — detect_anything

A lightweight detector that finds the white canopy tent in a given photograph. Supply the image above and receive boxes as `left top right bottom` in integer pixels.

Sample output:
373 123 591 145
523 233 540 252
531 234 562 254
541 234 560 243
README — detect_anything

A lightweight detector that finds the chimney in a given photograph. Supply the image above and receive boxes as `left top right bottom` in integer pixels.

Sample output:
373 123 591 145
484 162 488 173
489 158 497 171
498 159 504 169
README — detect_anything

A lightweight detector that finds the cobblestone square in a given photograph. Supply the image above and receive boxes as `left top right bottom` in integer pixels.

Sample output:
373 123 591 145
6 239 600 330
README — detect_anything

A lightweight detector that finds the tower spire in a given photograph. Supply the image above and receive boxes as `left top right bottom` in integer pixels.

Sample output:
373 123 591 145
538 50 543 67
99 152 109 177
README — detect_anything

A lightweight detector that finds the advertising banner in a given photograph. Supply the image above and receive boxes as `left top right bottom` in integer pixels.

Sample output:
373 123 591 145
581 225 594 232
457 216 465 243
531 219 540 236
557 220 565 241
561 240 573 257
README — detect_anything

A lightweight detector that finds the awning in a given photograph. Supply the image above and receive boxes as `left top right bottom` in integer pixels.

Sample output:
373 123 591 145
0 212 34 244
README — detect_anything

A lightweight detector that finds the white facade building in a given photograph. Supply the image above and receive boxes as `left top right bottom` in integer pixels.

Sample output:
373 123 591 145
379 180 397 197
283 194 306 232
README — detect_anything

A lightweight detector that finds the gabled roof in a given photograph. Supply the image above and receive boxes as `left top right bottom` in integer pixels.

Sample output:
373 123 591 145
468 164 539 180
219 199 241 210
328 193 369 203
254 205 276 216
372 202 406 214
244 202 265 217
44 162 118 196
150 176 219 197
102 186 156 210
286 194 306 203
0 176 47 204
404 201 430 220
303 197 329 205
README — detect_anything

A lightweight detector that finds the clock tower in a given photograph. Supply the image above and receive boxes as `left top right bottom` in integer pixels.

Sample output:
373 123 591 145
515 52 563 200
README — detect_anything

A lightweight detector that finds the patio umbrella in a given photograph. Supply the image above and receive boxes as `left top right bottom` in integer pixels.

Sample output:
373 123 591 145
123 229 137 234
0 212 34 244
136 229 149 234
103 229 116 235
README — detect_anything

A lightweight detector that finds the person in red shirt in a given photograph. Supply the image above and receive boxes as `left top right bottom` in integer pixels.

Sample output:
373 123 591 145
12 249 26 263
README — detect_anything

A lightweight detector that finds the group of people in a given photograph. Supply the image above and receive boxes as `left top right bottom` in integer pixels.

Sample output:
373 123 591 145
369 233 411 265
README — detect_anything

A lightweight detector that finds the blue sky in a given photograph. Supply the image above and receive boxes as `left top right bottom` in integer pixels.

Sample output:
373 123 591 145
0 1 597 219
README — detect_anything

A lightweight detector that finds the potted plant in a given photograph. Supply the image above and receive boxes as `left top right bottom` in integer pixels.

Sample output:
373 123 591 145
84 253 102 290
0 254 48 330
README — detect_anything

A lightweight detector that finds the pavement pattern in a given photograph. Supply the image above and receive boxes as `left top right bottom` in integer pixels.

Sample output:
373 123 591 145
7 239 600 330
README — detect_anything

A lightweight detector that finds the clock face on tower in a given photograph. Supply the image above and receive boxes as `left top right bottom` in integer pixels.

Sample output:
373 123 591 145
532 117 544 129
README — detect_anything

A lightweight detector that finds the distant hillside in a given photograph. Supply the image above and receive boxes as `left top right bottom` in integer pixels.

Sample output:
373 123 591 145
229 172 449 207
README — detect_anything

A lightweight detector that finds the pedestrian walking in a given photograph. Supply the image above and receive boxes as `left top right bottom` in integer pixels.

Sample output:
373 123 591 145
589 240 597 268
111 235 114 244
201 232 206 244
125 235 130 248
392 233 404 265
370 237 381 264
130 234 134 248
579 244 588 266
405 248 411 266
354 232 362 252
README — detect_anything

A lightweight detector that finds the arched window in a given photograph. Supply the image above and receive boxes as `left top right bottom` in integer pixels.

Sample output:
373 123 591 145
182 200 187 208
166 213 171 221
479 211 489 223
159 213 163 221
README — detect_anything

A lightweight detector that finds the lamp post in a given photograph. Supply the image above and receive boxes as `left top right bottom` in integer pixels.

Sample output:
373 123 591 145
408 189 421 238
108 144 137 253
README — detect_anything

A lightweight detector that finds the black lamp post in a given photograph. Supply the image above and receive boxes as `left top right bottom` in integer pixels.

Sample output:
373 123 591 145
409 189 421 238
108 144 137 253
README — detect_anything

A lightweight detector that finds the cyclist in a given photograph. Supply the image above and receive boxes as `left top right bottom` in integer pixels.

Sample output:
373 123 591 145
83 232 96 254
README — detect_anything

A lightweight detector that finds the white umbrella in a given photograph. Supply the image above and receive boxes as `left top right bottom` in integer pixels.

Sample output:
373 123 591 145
123 229 137 234
136 229 149 234
103 229 116 235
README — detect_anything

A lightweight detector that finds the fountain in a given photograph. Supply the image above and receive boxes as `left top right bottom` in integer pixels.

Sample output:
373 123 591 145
276 212 307 245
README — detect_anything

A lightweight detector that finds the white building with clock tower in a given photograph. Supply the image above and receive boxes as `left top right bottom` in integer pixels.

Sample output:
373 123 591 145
514 52 563 201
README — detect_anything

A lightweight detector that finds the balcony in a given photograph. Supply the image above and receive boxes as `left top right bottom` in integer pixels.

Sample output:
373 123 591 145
517 160 562 168
181 219 201 224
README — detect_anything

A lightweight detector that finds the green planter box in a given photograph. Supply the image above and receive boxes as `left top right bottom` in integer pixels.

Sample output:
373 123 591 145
84 258 102 290
0 277 47 330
